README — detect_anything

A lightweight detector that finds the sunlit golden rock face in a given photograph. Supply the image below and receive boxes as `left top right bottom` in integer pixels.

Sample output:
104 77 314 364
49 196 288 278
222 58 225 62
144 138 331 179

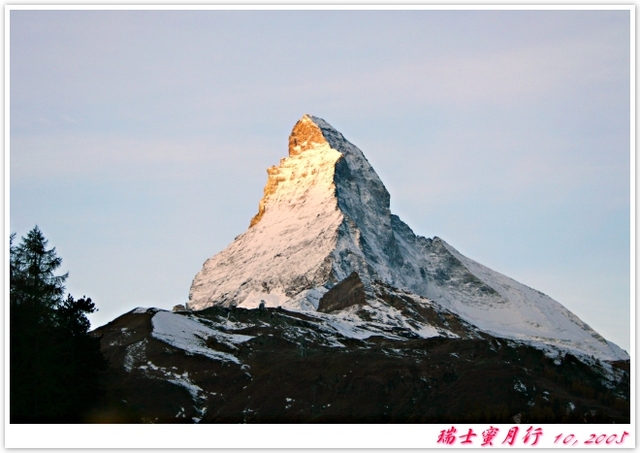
250 115 330 228
288 115 327 157
249 164 283 228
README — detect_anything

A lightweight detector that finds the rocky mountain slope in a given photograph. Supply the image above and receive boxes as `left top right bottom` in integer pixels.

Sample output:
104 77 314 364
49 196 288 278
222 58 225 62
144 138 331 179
91 114 629 423
92 305 629 424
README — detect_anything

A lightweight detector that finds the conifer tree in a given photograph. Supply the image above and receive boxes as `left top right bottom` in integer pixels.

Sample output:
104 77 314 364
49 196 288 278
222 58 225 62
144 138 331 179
10 226 106 423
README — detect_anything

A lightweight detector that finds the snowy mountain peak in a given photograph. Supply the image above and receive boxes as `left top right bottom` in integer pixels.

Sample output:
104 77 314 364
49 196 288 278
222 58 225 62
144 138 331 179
249 114 389 230
188 115 628 362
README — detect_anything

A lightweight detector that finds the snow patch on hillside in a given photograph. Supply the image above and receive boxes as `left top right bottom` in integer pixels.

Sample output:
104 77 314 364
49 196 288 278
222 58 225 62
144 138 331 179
151 310 253 363
123 339 148 372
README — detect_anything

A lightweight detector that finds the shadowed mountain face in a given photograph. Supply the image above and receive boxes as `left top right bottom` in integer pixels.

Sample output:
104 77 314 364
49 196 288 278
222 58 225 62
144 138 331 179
92 115 629 424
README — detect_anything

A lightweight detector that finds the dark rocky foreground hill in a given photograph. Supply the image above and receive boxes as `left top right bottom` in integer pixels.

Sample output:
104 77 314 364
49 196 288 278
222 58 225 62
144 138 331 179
90 305 629 424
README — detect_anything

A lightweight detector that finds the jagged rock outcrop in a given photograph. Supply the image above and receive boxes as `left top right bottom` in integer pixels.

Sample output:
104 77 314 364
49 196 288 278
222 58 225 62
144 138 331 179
249 117 329 227
188 114 628 362
317 271 366 313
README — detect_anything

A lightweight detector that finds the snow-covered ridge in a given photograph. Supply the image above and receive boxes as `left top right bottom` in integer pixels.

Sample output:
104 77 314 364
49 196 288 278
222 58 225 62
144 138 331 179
151 293 460 354
437 241 628 361
187 114 628 362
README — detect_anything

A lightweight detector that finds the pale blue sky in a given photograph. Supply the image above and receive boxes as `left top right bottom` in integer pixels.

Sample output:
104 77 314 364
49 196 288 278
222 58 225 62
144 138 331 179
9 9 632 352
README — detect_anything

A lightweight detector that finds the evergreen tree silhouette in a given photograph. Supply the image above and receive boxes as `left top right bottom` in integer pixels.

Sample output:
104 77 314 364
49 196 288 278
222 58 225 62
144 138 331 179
10 226 106 423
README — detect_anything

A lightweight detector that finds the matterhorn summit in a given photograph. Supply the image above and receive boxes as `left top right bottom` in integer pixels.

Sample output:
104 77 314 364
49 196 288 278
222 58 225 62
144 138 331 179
188 114 627 362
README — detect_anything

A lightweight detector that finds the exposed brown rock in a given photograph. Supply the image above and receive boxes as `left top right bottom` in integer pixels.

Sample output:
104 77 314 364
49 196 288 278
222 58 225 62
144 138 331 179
318 271 366 313
250 115 328 228
288 114 327 157
249 165 284 227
